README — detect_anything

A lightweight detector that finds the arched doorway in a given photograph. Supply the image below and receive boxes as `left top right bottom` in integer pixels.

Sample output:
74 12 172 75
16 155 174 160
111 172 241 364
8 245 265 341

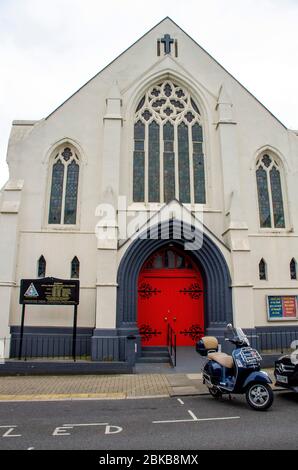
116 220 233 347
137 246 204 346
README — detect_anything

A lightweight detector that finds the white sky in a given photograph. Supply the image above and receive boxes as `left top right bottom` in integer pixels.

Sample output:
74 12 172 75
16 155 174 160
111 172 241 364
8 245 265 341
0 0 297 188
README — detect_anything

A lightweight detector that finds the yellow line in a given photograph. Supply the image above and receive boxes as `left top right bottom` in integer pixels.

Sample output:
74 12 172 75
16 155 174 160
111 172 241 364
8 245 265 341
0 392 127 401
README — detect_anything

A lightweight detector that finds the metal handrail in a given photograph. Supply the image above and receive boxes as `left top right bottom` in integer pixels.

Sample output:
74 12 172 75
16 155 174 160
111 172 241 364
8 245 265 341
167 324 176 367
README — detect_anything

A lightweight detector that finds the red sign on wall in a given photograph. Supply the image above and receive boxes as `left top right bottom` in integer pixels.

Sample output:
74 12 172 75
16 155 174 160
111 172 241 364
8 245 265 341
267 295 297 321
282 296 297 318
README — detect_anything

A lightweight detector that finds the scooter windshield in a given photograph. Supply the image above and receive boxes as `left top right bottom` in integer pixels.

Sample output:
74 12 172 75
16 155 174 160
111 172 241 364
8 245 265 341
235 327 250 345
225 324 250 345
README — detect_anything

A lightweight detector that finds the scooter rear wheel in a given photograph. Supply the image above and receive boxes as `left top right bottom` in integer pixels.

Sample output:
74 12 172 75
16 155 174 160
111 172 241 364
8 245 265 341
245 383 273 411
208 387 222 399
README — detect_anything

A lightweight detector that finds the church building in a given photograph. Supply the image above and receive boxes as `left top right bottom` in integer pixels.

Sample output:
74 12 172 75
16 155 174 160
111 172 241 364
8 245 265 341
1 18 298 365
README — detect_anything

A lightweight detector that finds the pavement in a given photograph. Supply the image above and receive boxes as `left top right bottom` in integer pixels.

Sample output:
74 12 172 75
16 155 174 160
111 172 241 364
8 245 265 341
0 346 278 402
0 369 277 402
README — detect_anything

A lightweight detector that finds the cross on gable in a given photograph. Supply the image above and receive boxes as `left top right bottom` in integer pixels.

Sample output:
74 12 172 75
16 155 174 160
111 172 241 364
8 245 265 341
161 34 174 54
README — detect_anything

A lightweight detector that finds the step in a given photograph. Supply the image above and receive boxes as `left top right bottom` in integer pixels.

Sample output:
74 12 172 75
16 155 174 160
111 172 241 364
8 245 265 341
136 357 170 364
141 346 168 352
141 350 170 358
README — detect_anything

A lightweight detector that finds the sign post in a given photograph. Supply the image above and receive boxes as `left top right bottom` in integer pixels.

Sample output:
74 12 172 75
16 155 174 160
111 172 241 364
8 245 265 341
18 304 26 361
19 278 80 361
72 304 78 362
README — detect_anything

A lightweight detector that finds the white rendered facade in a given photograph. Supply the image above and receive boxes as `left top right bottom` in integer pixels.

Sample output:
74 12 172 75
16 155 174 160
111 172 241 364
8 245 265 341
1 18 298 360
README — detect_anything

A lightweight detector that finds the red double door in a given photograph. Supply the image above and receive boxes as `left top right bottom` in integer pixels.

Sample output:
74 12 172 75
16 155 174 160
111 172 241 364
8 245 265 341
137 267 204 347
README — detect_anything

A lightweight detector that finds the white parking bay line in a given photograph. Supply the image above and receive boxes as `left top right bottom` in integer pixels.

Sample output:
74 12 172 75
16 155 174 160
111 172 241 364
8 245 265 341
63 423 109 427
187 410 198 420
153 411 240 424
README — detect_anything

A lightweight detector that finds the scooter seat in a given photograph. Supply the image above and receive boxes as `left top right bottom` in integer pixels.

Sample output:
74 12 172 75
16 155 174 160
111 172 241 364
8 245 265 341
207 352 234 369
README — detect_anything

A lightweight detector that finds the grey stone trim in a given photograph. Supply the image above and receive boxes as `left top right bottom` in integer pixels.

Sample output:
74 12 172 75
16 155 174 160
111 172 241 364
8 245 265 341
10 326 93 335
116 219 233 333
0 361 132 376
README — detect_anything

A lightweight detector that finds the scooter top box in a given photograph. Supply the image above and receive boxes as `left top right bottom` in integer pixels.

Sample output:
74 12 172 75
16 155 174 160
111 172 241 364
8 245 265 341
196 336 218 356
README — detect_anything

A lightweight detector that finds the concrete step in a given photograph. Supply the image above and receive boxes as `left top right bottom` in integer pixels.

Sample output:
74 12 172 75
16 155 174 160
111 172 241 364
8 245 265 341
137 357 170 364
141 350 169 358
137 346 171 364
141 347 168 352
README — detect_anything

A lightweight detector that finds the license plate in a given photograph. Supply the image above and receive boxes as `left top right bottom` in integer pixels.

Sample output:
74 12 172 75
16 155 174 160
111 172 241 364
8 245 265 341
276 374 288 384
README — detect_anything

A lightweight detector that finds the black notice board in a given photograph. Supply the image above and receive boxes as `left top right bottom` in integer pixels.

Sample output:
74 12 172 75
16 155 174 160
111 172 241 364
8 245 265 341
19 277 80 306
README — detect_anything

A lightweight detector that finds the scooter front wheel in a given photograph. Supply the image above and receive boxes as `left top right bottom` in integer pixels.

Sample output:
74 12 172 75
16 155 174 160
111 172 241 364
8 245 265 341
208 387 222 399
245 383 273 411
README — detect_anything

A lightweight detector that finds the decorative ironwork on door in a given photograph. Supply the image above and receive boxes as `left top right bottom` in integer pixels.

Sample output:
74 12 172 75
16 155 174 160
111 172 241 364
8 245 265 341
180 324 204 341
139 324 162 342
179 283 202 299
138 282 161 299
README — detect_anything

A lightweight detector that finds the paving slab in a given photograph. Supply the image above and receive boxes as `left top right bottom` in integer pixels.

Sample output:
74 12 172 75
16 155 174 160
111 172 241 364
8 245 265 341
166 374 193 386
169 386 200 397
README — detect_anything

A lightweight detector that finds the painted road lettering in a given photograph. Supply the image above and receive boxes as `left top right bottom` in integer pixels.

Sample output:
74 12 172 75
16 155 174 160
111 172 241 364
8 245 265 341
0 425 21 438
52 426 73 436
52 423 123 436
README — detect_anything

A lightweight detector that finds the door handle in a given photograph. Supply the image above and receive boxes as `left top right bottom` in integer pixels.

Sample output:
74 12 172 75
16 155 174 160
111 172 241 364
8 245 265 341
164 317 168 321
173 317 176 322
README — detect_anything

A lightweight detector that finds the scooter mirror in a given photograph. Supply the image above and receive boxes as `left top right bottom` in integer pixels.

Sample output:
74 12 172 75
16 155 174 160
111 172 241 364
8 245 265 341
224 324 235 340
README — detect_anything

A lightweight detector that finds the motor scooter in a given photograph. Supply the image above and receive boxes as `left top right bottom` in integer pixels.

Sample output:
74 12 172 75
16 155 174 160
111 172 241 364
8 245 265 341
196 324 274 410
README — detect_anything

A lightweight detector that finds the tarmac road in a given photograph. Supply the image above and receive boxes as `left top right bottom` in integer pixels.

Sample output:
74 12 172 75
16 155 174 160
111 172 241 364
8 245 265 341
0 390 297 450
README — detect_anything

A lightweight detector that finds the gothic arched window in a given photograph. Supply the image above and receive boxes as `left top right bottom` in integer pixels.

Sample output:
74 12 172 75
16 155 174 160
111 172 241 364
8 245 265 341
37 255 46 278
256 154 285 229
133 81 206 204
259 258 267 280
48 146 80 225
290 258 297 280
71 256 80 279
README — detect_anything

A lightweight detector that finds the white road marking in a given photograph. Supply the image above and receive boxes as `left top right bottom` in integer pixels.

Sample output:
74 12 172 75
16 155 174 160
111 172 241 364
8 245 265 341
52 427 73 436
177 399 184 405
0 426 21 438
53 422 123 436
187 410 199 420
153 408 240 424
105 425 123 434
62 423 109 427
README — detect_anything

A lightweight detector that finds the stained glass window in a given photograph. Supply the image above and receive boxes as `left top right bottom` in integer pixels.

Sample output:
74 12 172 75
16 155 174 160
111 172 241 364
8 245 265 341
133 80 205 204
163 122 175 203
192 123 205 204
256 167 271 228
148 121 160 202
270 167 285 228
37 255 46 278
256 154 285 229
143 247 194 270
49 160 64 224
71 256 80 279
48 147 80 225
133 121 145 202
64 160 79 224
259 258 267 280
178 122 190 203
